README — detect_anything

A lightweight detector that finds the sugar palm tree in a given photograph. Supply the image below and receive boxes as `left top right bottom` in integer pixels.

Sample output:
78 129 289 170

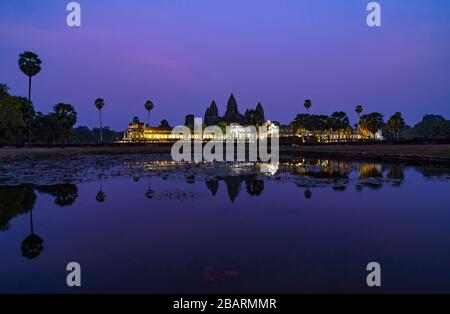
355 105 363 119
95 98 105 142
304 99 312 113
54 103 77 148
18 51 42 146
144 100 154 127
355 105 363 138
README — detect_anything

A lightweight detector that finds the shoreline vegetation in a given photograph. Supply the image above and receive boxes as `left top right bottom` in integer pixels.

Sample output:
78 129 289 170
1 144 450 166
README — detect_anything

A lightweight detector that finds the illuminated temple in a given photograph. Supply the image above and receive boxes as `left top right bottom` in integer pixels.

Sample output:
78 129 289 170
120 94 384 143
121 119 275 143
122 120 180 142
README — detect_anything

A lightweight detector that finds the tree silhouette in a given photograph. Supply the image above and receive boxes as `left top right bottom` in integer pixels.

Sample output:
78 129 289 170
0 85 26 146
0 186 36 231
95 98 105 142
18 51 42 146
387 112 405 139
304 99 312 113
35 184 78 207
144 101 154 127
355 105 363 138
54 103 77 148
331 111 350 142
359 113 384 139
355 105 363 118
159 119 171 129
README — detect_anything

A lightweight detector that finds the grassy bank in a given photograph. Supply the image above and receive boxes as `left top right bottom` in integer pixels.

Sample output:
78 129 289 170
280 144 450 166
1 144 450 165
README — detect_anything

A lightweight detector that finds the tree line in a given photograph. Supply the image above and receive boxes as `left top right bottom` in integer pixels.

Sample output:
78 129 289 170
290 99 450 141
287 100 406 141
1 51 449 146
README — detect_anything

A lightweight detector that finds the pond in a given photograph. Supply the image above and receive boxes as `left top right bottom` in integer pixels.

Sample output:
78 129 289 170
0 155 449 293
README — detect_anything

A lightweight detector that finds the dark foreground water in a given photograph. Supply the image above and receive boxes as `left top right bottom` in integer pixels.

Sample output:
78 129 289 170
1 155 449 293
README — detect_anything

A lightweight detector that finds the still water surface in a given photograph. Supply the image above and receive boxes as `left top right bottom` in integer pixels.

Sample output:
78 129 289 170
1 156 449 293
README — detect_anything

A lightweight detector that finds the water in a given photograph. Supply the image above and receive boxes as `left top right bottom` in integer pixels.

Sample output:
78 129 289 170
0 155 449 293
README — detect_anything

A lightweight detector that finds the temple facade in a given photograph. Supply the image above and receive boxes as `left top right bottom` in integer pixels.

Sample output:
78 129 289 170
122 120 180 142
120 94 383 143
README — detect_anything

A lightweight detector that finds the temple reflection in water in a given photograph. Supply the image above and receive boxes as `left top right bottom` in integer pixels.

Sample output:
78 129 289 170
0 157 449 294
0 158 420 238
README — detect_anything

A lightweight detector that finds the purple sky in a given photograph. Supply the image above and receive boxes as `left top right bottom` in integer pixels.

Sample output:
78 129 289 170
1 0 450 130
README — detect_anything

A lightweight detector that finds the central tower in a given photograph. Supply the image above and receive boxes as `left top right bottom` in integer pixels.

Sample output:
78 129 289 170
223 93 241 123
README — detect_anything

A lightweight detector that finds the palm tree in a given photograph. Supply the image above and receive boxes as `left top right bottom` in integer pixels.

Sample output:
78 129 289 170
355 105 363 138
355 105 363 119
54 103 77 148
18 51 42 146
144 100 154 127
95 98 105 143
304 99 312 112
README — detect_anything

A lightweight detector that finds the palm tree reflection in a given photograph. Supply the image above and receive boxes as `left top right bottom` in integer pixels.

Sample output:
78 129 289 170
21 208 44 259
387 166 405 185
304 188 312 199
96 178 106 203
145 176 154 199
0 186 44 258
35 184 78 207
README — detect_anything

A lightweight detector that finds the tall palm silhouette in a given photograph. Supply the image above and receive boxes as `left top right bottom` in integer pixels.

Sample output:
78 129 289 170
355 105 363 138
18 51 42 146
304 99 312 112
144 101 154 127
355 105 363 118
21 208 44 259
95 98 105 143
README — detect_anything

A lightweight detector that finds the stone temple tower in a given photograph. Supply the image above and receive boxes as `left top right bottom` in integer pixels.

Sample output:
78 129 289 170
223 93 241 123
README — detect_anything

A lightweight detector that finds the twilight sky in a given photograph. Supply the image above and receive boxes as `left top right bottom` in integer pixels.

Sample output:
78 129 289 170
1 0 450 130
